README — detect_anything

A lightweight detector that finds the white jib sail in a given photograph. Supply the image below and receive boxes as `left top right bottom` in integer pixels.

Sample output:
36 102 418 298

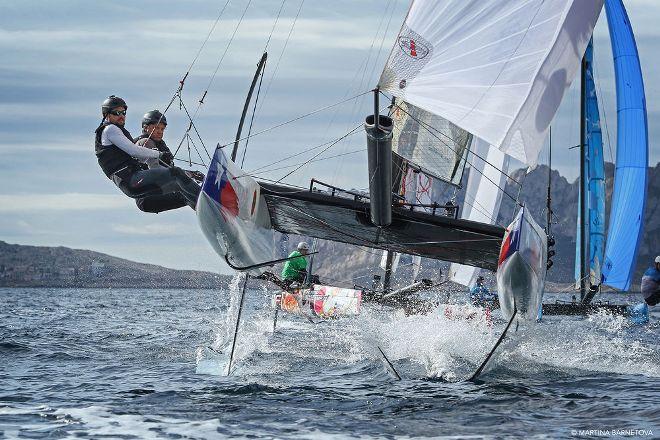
379 0 603 167
450 137 509 286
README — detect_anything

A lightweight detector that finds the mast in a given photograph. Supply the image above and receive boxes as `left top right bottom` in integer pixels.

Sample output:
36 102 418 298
546 127 552 233
546 127 556 272
375 88 393 293
579 53 587 301
232 52 268 162
368 87 394 293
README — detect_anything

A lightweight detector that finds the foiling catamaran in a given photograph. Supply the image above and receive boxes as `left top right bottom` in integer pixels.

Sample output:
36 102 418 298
160 0 648 376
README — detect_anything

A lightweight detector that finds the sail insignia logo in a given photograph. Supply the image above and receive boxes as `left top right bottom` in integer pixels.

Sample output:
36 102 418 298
398 36 430 59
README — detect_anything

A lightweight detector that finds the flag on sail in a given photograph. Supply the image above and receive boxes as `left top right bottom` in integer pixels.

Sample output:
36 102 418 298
574 39 606 289
379 0 604 167
601 0 648 291
450 137 509 287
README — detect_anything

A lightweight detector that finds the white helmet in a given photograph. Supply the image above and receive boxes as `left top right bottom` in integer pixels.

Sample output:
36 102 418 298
655 255 660 264
297 241 309 251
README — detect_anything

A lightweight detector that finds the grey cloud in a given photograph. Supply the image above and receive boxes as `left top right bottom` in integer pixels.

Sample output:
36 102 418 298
0 0 658 272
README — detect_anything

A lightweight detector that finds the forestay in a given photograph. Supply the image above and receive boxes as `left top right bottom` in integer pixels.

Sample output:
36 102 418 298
379 0 604 167
601 0 648 291
390 99 470 186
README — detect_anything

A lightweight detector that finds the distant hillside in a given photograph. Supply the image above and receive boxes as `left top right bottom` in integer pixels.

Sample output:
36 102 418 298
499 162 659 284
0 241 230 289
310 162 659 288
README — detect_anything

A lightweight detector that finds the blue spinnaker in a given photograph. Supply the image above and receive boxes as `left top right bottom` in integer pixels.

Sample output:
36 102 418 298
602 0 648 291
575 39 606 288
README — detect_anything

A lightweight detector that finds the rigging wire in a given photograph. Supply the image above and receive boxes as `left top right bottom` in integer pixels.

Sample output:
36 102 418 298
274 101 390 183
276 122 366 182
387 96 521 204
236 0 291 168
173 97 212 163
331 0 396 184
216 90 372 149
255 0 305 115
366 0 397 90
244 129 363 175
262 0 287 52
240 58 267 168
197 0 254 116
387 94 520 187
593 58 615 165
185 1 232 81
173 0 254 162
160 0 232 117
241 148 364 177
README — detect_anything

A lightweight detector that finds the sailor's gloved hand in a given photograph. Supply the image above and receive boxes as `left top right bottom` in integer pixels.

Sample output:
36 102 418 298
159 151 174 166
187 170 205 182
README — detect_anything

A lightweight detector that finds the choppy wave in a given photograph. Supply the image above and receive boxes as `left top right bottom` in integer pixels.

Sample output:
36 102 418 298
1 285 658 438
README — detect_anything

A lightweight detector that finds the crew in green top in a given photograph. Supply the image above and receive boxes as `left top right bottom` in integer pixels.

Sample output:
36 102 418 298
281 242 310 285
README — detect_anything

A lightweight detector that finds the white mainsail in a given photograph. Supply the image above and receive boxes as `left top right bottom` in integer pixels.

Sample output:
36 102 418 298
449 137 509 287
379 0 603 167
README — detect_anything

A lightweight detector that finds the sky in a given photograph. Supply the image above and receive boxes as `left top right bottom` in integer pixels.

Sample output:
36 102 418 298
0 0 658 274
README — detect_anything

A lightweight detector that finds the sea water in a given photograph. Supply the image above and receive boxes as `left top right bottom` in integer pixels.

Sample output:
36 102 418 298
1 285 658 438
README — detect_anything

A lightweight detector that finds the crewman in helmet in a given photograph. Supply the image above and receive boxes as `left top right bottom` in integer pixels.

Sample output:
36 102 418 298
94 96 201 212
281 242 311 287
133 110 204 213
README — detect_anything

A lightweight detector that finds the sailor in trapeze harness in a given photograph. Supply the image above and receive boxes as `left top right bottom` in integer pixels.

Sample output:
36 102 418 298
94 96 202 213
134 110 204 213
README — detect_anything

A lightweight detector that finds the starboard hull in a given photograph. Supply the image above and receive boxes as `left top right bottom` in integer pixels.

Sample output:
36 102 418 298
496 207 547 321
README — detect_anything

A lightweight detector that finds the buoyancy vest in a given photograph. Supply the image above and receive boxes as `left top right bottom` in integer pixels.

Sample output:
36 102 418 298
94 122 141 177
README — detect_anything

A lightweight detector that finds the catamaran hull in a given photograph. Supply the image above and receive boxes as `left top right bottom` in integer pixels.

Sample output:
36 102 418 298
497 252 543 320
197 148 277 273
496 207 547 321
197 191 276 273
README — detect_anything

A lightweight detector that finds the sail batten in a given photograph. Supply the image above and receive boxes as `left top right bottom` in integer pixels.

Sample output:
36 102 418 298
380 0 604 167
601 0 648 291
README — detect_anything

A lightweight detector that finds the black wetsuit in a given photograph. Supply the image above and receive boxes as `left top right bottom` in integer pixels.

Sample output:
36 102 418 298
132 134 191 213
94 122 201 211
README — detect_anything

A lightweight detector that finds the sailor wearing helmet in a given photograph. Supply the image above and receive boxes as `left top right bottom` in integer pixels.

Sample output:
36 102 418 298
133 110 204 213
94 96 202 213
281 242 311 287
